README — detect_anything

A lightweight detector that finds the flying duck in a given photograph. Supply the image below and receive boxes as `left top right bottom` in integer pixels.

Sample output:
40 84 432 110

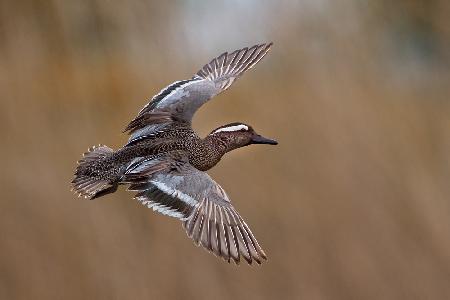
72 43 277 264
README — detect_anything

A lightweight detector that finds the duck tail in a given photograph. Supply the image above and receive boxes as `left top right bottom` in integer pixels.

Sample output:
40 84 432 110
71 145 117 199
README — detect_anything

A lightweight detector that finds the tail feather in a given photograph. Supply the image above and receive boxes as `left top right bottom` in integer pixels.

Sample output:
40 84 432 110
77 145 113 164
71 145 115 199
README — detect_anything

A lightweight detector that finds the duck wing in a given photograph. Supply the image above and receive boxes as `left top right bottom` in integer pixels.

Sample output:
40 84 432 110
122 152 267 265
125 43 273 134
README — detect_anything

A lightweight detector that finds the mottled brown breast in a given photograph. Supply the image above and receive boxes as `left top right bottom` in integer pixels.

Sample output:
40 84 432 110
187 135 227 171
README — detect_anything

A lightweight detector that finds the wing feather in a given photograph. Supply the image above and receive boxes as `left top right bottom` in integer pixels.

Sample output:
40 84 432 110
125 43 273 134
122 153 267 264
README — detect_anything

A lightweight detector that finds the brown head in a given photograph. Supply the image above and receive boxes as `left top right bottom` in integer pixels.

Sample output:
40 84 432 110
208 122 278 153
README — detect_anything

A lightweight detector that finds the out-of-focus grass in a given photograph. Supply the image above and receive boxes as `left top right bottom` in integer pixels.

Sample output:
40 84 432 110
1 1 449 299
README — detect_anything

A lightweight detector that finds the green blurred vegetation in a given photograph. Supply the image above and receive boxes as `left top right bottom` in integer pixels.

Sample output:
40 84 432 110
1 0 449 299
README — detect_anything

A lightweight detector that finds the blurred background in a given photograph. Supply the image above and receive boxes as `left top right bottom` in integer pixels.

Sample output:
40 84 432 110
1 0 450 299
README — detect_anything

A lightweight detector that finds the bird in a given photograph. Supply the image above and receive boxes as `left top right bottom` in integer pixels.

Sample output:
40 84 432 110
71 42 277 265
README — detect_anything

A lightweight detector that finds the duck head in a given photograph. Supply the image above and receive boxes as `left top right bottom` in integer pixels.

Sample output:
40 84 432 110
209 122 278 152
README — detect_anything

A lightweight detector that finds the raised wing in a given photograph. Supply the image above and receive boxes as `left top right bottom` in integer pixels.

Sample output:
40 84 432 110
125 43 273 134
123 152 267 265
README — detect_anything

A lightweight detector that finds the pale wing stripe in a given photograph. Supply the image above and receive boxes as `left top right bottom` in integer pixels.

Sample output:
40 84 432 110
126 123 169 146
155 79 202 108
137 80 185 115
140 78 201 112
137 196 185 219
126 77 203 133
150 180 198 206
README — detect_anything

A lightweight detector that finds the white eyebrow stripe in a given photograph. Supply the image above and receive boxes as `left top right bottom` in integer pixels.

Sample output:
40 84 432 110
214 124 248 134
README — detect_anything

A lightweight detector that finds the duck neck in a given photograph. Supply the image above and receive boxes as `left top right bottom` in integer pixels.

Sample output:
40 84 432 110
204 133 244 155
203 134 229 156
188 134 234 171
